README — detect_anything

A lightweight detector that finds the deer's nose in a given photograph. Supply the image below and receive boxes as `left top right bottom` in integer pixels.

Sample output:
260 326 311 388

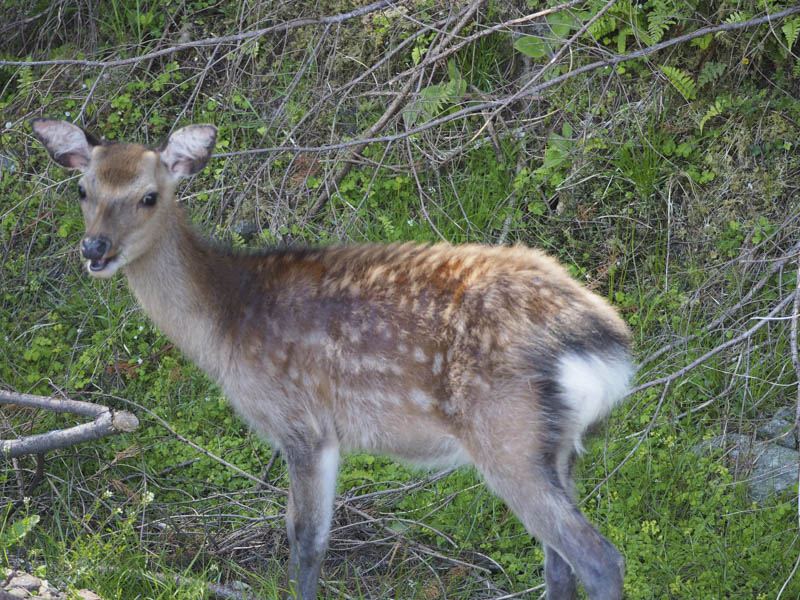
81 235 111 260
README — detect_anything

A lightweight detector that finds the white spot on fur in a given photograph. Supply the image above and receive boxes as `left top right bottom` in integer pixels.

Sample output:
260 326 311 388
558 351 634 447
432 353 443 375
288 364 299 381
409 388 433 410
398 343 408 354
413 347 426 362
345 325 361 345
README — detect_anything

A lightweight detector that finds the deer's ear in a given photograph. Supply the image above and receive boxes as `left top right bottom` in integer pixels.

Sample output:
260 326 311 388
31 119 96 171
159 125 217 180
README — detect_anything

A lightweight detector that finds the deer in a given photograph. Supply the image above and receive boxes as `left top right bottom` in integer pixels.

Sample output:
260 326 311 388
32 118 635 600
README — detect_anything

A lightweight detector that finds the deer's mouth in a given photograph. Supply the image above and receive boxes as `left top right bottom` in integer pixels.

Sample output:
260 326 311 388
86 254 121 278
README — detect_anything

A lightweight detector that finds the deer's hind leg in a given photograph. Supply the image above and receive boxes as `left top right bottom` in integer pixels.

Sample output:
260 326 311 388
466 393 623 600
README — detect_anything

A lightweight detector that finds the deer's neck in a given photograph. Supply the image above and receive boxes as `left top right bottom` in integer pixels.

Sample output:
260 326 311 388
123 212 238 379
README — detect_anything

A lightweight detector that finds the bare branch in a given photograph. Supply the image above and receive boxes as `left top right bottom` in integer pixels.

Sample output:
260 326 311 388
630 290 798 397
641 234 800 367
792 254 800 600
0 390 139 459
214 6 800 160
384 0 587 86
0 0 395 69
307 0 487 218
1 389 109 417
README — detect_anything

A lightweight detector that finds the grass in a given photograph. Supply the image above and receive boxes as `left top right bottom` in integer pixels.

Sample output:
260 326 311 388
3 1 800 598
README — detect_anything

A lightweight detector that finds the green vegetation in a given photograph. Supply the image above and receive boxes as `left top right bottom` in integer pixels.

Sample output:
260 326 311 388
2 0 800 598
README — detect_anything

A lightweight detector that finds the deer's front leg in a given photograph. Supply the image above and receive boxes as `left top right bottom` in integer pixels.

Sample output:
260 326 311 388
284 441 339 600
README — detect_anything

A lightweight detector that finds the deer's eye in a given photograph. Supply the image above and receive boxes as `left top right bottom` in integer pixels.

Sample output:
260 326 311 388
77 184 86 201
141 192 157 207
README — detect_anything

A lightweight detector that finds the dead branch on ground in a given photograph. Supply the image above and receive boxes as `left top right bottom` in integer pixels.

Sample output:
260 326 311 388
0 390 139 458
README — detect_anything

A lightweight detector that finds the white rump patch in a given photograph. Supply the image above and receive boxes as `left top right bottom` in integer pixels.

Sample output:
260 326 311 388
557 352 634 434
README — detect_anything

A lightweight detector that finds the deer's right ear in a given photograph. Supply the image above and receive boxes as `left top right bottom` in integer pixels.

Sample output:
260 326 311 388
159 125 217 181
30 118 95 171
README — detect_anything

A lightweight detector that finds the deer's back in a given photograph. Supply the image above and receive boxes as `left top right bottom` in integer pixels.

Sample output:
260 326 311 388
210 242 631 458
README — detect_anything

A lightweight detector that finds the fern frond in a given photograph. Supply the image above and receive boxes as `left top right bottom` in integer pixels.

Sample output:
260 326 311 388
660 65 696 100
648 14 676 44
377 214 395 239
588 16 617 41
17 66 34 93
724 11 749 25
698 61 726 88
783 17 799 50
616 26 633 53
699 96 730 133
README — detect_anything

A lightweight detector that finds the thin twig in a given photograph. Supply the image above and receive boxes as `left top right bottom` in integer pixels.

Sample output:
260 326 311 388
780 254 800 599
0 0 395 68
641 230 800 368
630 290 798 397
99 393 284 495
470 0 618 144
307 0 487 218
213 6 800 160
384 0 586 86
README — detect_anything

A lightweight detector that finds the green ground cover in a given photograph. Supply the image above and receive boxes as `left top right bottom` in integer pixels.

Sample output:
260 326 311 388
2 1 800 598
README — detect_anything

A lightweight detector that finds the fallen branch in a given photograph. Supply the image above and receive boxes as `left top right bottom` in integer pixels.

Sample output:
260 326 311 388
642 229 800 368
0 390 139 458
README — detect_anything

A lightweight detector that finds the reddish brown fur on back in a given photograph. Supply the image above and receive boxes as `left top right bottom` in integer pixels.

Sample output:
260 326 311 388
163 234 631 454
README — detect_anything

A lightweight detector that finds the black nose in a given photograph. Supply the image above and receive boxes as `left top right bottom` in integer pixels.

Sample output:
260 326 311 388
81 236 111 260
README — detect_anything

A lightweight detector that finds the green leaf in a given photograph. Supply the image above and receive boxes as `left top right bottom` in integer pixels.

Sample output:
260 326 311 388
536 126 574 177
648 14 675 44
514 35 548 59
783 18 799 49
698 61 726 88
616 26 633 53
587 15 616 41
699 96 730 133
0 515 40 548
547 11 576 40
514 13 575 60
675 141 693 158
659 65 696 100
691 33 713 50
724 11 749 25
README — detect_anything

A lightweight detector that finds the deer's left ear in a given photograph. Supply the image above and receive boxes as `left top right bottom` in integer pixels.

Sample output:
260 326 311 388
31 118 96 171
159 125 217 180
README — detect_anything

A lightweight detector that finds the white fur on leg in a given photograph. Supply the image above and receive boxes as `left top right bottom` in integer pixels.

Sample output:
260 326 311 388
316 445 339 550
